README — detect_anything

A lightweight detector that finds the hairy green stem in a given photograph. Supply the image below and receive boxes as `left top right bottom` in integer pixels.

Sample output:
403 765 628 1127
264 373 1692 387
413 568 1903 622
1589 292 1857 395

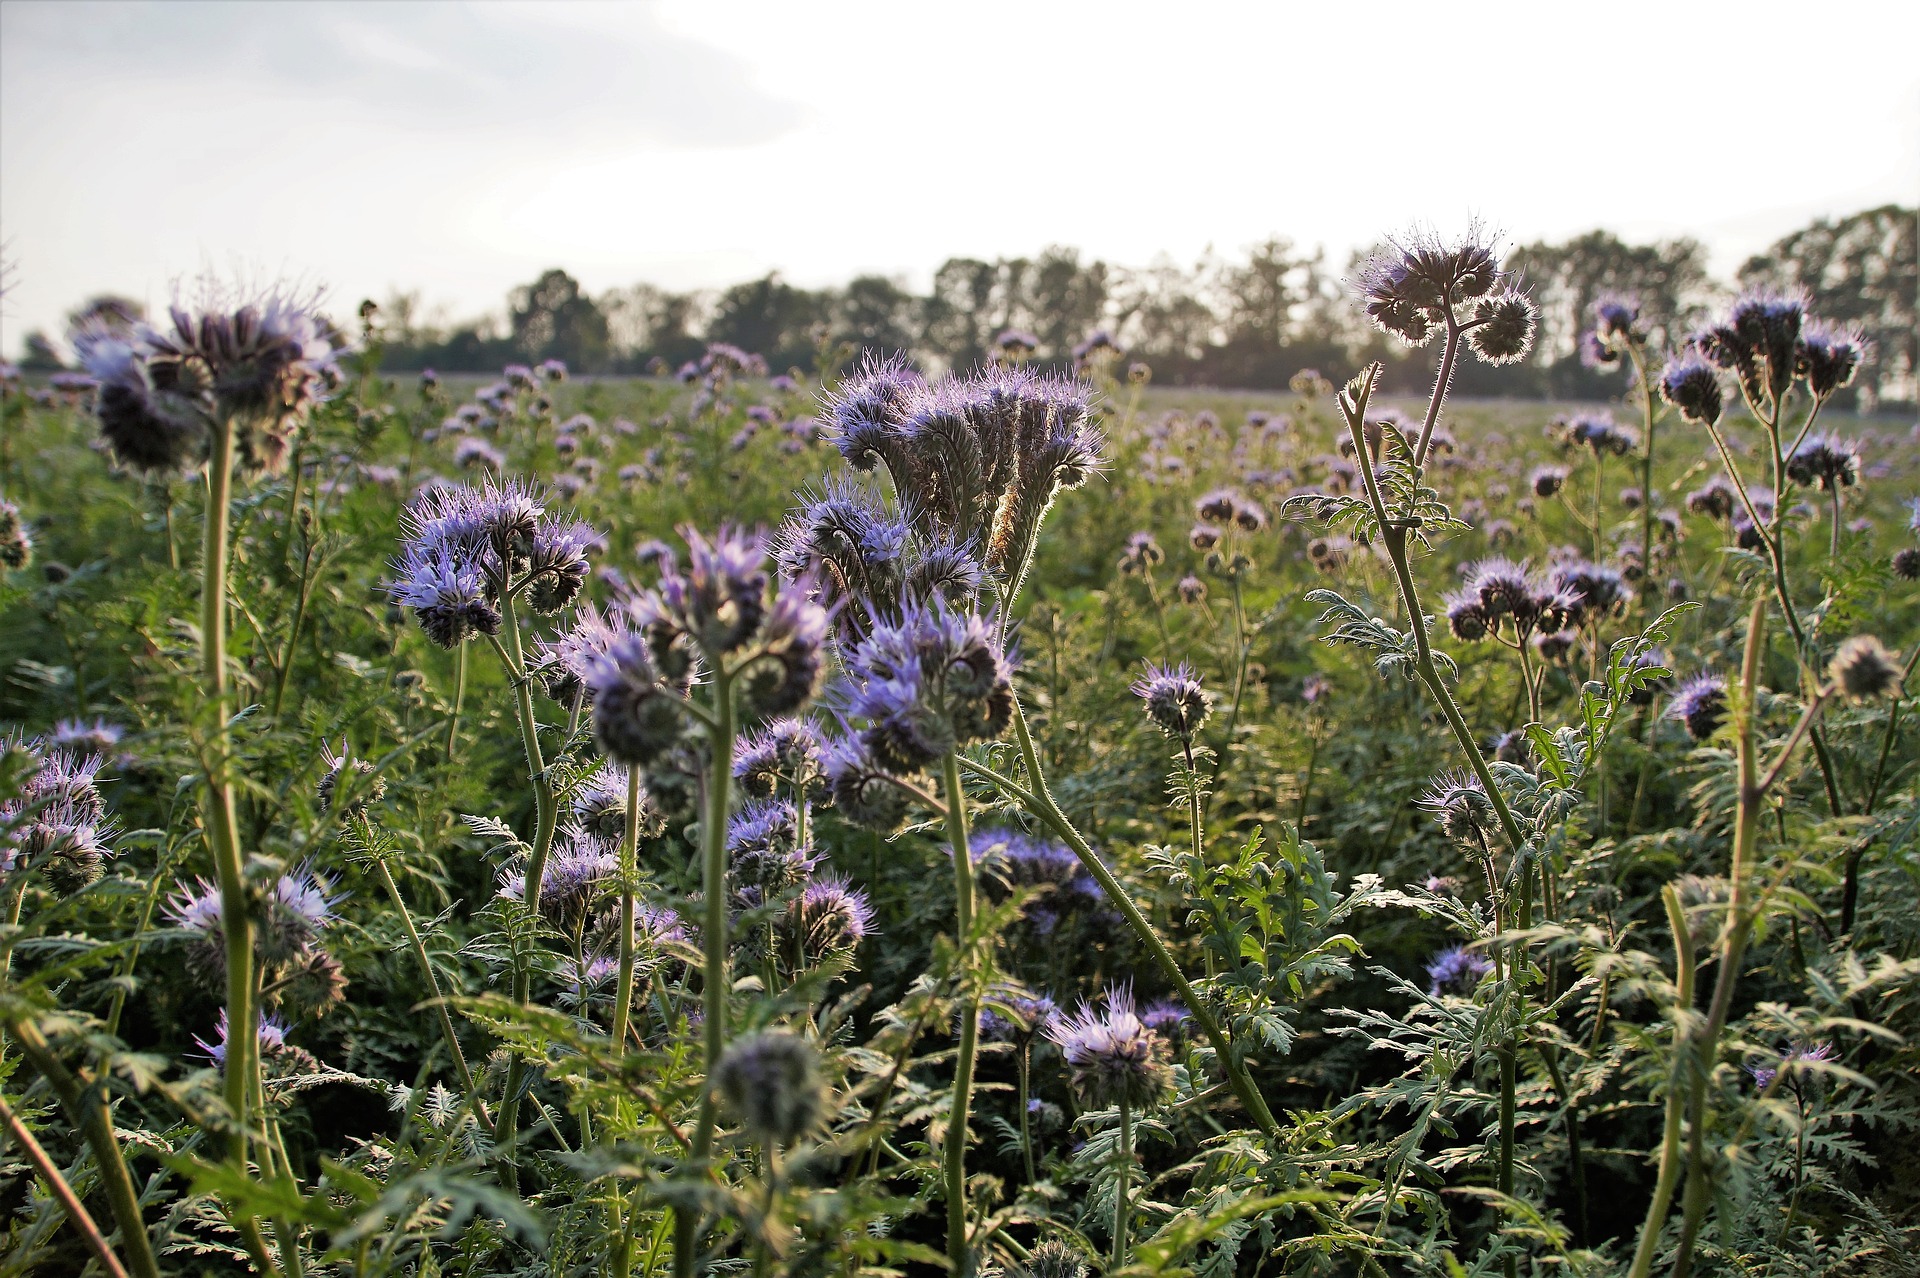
943 749 979 1277
372 857 478 1101
7 1018 161 1278
1626 887 1696 1278
488 594 560 1184
677 670 735 1278
445 643 467 763
611 765 643 1049
1112 1099 1133 1272
0 1089 132 1278
200 419 261 1183
975 704 1282 1138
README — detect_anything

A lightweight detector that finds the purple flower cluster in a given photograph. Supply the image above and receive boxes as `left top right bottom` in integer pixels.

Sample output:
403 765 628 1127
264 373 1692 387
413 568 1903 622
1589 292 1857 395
819 356 1102 604
1046 984 1175 1110
76 288 339 476
168 862 347 1015
0 740 116 894
1426 945 1494 996
1356 229 1538 365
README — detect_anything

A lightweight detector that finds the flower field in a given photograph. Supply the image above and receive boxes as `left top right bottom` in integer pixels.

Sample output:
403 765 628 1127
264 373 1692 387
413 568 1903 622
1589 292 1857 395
1 239 1917 1277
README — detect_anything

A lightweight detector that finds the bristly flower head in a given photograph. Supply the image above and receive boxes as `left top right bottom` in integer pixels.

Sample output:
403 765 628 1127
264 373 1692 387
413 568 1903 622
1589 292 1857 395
1785 434 1860 491
844 599 1015 774
1801 321 1867 399
499 826 616 930
1130 661 1211 742
0 501 31 571
1589 292 1642 341
1828 635 1901 702
822 734 912 832
194 1009 293 1066
780 876 875 962
1355 226 1504 347
1658 349 1724 426
733 718 828 801
588 632 693 768
1696 289 1807 404
1017 1240 1091 1278
1748 1040 1837 1091
713 1028 829 1147
1419 770 1495 849
76 284 339 476
1668 672 1728 740
1047 984 1175 1111
1427 945 1494 996
317 740 384 816
1558 413 1639 457
1466 289 1539 365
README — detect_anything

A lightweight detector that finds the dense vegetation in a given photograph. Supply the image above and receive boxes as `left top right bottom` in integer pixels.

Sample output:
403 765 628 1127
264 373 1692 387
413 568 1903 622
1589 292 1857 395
1 226 1917 1277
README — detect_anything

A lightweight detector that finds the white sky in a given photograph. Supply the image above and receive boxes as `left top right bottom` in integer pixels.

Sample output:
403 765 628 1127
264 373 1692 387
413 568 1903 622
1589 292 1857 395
3 0 1917 357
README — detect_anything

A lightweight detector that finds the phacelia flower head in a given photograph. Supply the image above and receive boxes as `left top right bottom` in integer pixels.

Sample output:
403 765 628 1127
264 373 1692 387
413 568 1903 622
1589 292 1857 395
1785 434 1860 492
1828 635 1901 702
77 286 339 477
1117 530 1163 574
1467 290 1539 365
316 740 384 816
1047 984 1175 1111
501 826 616 931
1748 1040 1837 1091
1530 464 1568 498
1800 321 1867 399
733 718 828 801
1685 474 1740 520
1589 292 1641 341
1668 672 1728 741
0 501 30 571
194 1009 293 1067
1018 1240 1091 1278
390 546 500 649
780 876 875 962
713 1028 830 1147
844 600 1015 773
822 735 911 832
1356 227 1504 348
1559 413 1639 457
1658 349 1724 426
1419 770 1495 849
1131 661 1211 742
588 633 692 768
1427 945 1494 996
1697 290 1806 404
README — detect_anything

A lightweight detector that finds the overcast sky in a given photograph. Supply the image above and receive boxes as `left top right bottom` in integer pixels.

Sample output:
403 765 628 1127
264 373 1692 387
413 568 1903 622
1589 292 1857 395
3 0 1917 357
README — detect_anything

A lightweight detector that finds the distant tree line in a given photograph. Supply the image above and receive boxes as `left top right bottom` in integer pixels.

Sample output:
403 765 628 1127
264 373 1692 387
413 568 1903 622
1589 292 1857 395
21 206 1914 408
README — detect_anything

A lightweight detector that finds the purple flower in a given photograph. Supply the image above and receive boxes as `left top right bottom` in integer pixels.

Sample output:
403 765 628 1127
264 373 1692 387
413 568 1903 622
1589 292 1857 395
1801 321 1867 398
1419 771 1495 847
1130 661 1211 742
194 1009 292 1066
1046 984 1175 1110
734 718 827 801
1785 434 1860 492
845 600 1015 773
1667 673 1728 741
781 876 875 960
1748 1041 1837 1091
499 826 616 930
1426 945 1494 996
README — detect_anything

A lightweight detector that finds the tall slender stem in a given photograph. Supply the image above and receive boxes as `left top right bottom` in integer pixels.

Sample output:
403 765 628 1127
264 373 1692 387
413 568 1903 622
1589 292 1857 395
372 856 477 1099
1111 1099 1133 1272
611 765 643 1048
1497 1048 1517 1278
1627 345 1657 618
6 1018 162 1278
984 704 1282 1138
0 1090 132 1278
1626 886 1696 1278
200 419 259 1174
1668 601 1771 1278
677 670 734 1278
488 593 559 1183
445 643 467 763
943 749 978 1278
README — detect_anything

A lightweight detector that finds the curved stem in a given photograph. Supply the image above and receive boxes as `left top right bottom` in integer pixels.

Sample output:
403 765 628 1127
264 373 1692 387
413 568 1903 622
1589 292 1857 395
1413 316 1462 467
611 765 643 1049
943 749 978 1278
487 598 559 1184
445 643 467 763
373 857 478 1101
1626 886 1696 1278
6 1019 162 1278
986 706 1282 1138
0 1090 132 1278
